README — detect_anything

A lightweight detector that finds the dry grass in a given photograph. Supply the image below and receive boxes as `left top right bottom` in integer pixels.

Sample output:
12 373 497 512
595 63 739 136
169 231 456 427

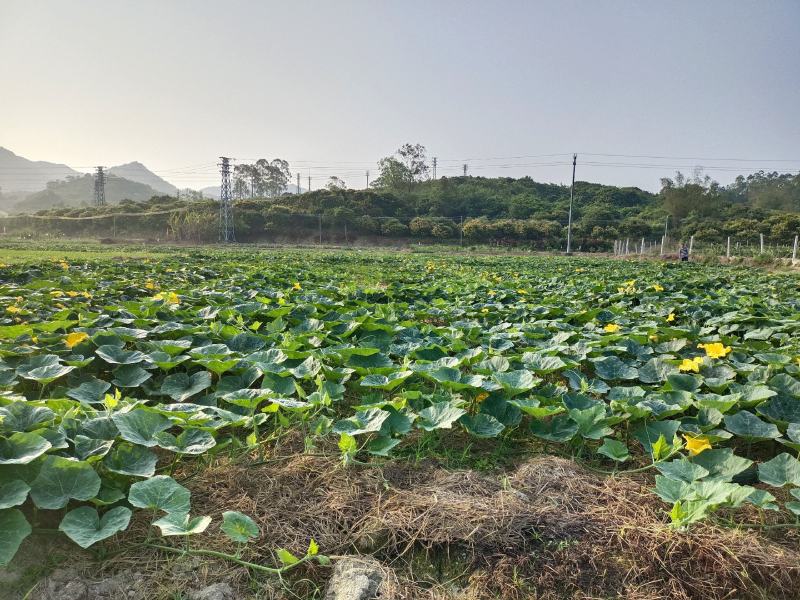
25 451 800 600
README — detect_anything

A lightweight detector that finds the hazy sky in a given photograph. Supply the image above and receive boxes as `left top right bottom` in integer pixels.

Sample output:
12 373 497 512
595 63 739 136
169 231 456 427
1 1 798 192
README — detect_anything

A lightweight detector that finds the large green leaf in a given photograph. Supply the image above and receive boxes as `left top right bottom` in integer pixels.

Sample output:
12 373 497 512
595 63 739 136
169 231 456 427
161 371 212 402
332 408 390 436
128 475 191 514
95 345 148 365
58 506 132 548
593 356 638 381
67 378 111 404
112 409 172 447
723 411 781 441
154 429 216 454
29 456 101 509
758 453 800 487
417 402 467 431
460 413 505 438
0 479 29 509
154 512 211 536
103 443 158 477
0 432 51 464
0 508 31 566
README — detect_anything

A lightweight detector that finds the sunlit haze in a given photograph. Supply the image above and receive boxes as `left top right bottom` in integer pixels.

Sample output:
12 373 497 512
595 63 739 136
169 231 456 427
1 0 799 191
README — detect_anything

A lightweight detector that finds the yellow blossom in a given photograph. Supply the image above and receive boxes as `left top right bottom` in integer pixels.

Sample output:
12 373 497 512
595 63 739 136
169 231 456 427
517 289 527 295
481 307 489 313
58 261 69 270
153 291 180 304
684 434 712 456
66 291 79 297
679 357 703 373
575 268 584 273
55 303 66 309
81 291 92 299
698 342 732 359
31 336 38 344
603 323 620 333
476 392 489 403
5 305 21 314
666 313 675 322
145 280 157 290
277 297 287 305
649 334 659 342
50 290 63 296
65 332 89 348
487 290 496 296
653 284 664 292
293 282 302 290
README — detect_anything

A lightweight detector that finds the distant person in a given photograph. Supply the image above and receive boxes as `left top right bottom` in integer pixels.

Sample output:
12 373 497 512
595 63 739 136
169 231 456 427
679 242 689 262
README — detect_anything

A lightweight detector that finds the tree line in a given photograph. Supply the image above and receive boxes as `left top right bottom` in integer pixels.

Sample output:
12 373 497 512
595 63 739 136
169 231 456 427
14 144 800 249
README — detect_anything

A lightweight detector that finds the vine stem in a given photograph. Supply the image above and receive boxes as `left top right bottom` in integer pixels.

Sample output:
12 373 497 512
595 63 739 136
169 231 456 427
144 543 312 574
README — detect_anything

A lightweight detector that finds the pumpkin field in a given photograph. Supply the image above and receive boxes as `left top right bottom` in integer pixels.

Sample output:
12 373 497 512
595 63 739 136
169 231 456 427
1 244 800 599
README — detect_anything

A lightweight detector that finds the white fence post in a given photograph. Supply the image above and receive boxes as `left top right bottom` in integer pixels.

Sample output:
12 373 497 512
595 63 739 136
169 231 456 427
640 238 645 255
760 233 764 254
689 235 694 256
726 236 731 259
660 235 665 256
625 238 629 255
793 235 798 263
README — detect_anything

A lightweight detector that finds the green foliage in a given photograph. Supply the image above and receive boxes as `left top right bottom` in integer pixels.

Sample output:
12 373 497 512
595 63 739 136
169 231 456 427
1 246 800 566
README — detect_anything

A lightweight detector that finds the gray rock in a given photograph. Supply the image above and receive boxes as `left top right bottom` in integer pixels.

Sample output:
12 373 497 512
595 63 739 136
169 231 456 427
324 557 385 600
188 582 238 600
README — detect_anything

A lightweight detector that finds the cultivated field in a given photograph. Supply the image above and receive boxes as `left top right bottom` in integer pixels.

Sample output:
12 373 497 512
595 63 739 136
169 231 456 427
1 244 799 599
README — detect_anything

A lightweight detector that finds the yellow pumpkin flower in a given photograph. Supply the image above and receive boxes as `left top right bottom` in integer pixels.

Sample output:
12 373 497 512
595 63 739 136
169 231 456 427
666 313 675 322
293 282 302 290
698 342 732 359
49 290 63 296
476 392 489 403
653 284 664 292
65 331 89 348
487 290 496 296
684 434 712 456
679 357 703 373
5 305 21 314
66 291 79 297
517 289 527 295
603 323 620 333
153 291 180 304
145 280 157 290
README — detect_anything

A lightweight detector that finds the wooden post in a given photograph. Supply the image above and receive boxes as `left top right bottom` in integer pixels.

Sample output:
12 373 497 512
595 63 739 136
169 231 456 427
726 236 731 259
660 235 665 256
792 234 798 263
760 233 764 254
640 237 645 255
625 238 629 255
689 235 694 255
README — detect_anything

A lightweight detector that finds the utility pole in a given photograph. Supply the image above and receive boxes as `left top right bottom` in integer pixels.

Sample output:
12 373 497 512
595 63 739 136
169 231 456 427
661 215 669 255
218 157 235 242
462 164 468 177
566 153 577 254
432 157 437 180
297 173 301 194
308 171 311 192
366 170 370 188
93 166 106 206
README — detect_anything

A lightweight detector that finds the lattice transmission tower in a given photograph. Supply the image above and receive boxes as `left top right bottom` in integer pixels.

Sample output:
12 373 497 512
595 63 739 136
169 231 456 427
218 157 235 242
94 166 106 206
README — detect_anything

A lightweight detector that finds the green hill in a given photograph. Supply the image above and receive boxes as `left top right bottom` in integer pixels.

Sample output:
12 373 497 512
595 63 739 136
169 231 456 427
13 174 160 212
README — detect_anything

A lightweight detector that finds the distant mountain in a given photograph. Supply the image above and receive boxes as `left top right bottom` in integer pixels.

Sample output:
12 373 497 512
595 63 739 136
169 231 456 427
14 174 160 212
0 146 81 192
200 186 221 200
108 161 177 195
